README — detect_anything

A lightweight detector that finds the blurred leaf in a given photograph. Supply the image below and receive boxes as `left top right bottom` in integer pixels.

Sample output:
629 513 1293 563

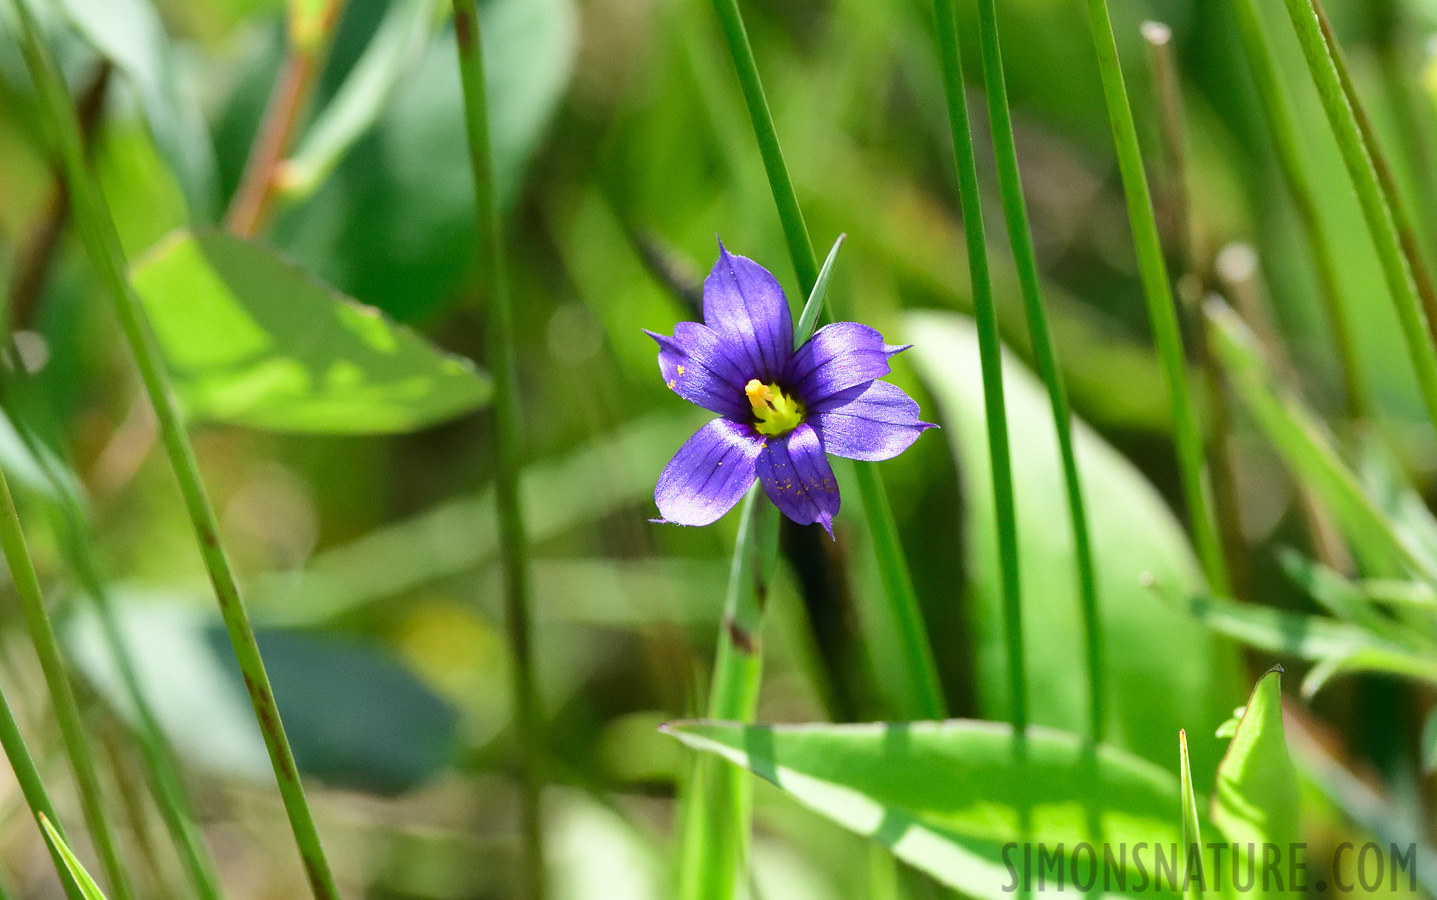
664 719 1186 900
1424 707 1437 774
129 228 491 432
1164 592 1387 660
1301 647 1437 698
93 121 188 257
276 0 576 321
252 412 699 625
1207 301 1437 582
550 791 663 900
1276 548 1422 648
67 598 459 793
1211 670 1300 900
54 0 218 219
280 0 440 199
907 311 1243 783
39 815 105 900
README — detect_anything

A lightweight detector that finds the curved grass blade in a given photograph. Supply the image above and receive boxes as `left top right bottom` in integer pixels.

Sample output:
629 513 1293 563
1178 730 1203 900
1280 0 1437 436
1206 300 1436 582
6 0 343 894
1302 648 1437 698
1081 0 1229 596
40 815 108 900
970 0 1104 742
793 234 846 349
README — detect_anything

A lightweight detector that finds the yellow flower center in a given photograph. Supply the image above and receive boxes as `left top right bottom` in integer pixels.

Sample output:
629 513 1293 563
745 379 804 436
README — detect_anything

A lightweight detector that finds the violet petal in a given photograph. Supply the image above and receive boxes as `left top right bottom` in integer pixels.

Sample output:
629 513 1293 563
702 243 793 382
757 423 840 536
654 418 763 526
646 323 753 419
788 322 907 408
815 380 935 461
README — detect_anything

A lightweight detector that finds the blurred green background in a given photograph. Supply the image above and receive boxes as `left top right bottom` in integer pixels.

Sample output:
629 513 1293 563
1 0 1435 895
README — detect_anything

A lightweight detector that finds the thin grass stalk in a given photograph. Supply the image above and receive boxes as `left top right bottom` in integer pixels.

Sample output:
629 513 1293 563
928 0 1026 732
1081 0 1231 596
0 679 84 900
677 490 779 900
225 0 345 236
0 375 225 900
1280 0 1437 436
1311 0 1437 353
1225 0 1365 420
8 2 342 896
0 465 135 900
1141 24 1249 598
707 0 947 722
970 0 1104 742
449 3 545 898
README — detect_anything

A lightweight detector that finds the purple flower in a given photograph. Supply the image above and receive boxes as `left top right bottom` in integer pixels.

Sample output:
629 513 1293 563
647 243 934 535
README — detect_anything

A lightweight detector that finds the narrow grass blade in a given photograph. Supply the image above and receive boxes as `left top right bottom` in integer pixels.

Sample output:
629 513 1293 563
40 815 109 900
1178 730 1203 900
1206 300 1436 582
450 2 545 897
793 234 845 348
928 0 1025 732
971 0 1104 742
0 464 135 900
1161 590 1384 660
6 0 342 895
0 686 83 900
1226 0 1366 418
1281 0 1437 435
677 488 779 900
1082 0 1230 596
1302 648 1437 697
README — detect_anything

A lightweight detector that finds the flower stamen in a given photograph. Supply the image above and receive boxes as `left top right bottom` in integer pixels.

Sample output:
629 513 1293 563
745 378 804 436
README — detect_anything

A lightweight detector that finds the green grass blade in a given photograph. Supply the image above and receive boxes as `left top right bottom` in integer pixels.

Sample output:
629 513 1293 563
677 488 779 900
1226 0 1366 419
449 2 545 897
40 815 109 900
5 0 342 895
793 234 846 348
930 0 1025 732
1206 300 1436 581
1178 730 1203 899
0 689 83 900
1082 0 1229 597
1281 0 1437 436
0 464 135 900
971 0 1104 742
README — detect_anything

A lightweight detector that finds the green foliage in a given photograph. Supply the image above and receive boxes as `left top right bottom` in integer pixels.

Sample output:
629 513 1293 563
130 228 491 432
665 718 1187 900
39 815 107 900
909 312 1243 782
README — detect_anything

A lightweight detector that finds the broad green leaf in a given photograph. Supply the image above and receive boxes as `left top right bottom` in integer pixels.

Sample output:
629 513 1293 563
39 814 106 900
665 719 1187 900
907 311 1243 783
129 228 491 433
1211 670 1300 900
275 0 576 321
280 0 441 199
54 0 217 219
1206 301 1436 582
67 599 459 794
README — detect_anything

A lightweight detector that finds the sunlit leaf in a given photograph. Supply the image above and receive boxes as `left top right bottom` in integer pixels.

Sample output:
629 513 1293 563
1163 591 1386 660
1211 670 1300 900
665 719 1187 900
1178 730 1203 900
907 311 1243 783
129 228 491 433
